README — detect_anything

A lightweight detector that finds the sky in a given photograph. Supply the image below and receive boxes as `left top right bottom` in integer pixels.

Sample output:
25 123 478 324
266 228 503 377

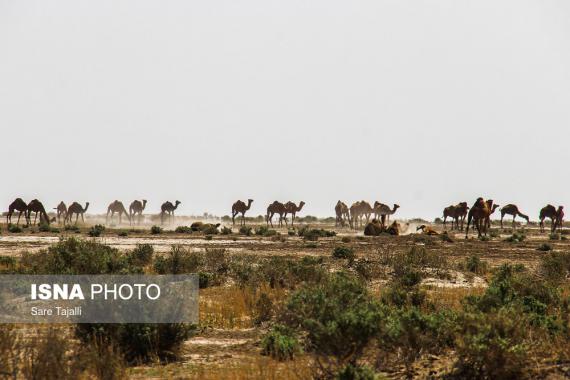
1 0 570 219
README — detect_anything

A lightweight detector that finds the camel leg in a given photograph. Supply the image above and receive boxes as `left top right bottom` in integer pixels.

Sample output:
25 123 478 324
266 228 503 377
500 214 504 230
512 215 516 230
17 211 23 226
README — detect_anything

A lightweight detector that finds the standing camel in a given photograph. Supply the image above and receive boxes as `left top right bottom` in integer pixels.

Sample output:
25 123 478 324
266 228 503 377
350 201 373 229
107 200 131 225
54 202 67 224
373 202 400 227
27 199 54 225
129 200 147 225
6 198 29 226
465 198 499 237
65 202 90 225
443 202 469 230
266 201 286 227
284 201 305 227
231 199 254 226
335 201 350 227
500 204 529 229
539 205 564 233
160 200 181 225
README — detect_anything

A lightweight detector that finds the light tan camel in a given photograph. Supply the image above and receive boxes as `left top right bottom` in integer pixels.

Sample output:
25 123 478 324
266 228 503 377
129 200 147 225
65 202 89 224
266 201 286 227
417 225 439 235
465 198 499 237
54 202 67 224
27 199 54 225
350 201 373 229
284 201 305 227
160 200 181 225
443 202 469 230
231 199 254 226
6 198 29 225
335 201 350 227
539 204 564 233
107 200 131 225
373 202 400 226
500 204 529 229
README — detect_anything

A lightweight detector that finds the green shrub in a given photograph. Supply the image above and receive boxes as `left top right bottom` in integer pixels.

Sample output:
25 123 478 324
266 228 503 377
153 246 202 274
332 246 355 261
298 227 336 240
204 235 213 240
221 226 232 235
549 233 561 241
341 236 352 243
64 224 80 232
88 224 105 237
504 231 526 243
175 226 193 233
127 244 154 267
539 252 570 283
150 225 162 234
117 230 128 237
239 226 252 236
198 272 214 288
8 224 22 233
453 308 528 379
335 364 377 380
20 238 139 275
537 243 552 252
260 324 301 361
462 255 488 275
38 223 51 232
75 323 195 363
254 292 273 325
282 273 384 369
304 243 318 248
288 229 296 236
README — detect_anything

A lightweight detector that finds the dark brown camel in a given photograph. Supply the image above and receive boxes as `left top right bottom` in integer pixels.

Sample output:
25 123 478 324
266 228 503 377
465 198 499 237
107 200 131 225
54 202 67 224
65 202 90 225
284 201 305 227
443 202 469 230
129 199 147 225
27 199 54 225
500 204 529 229
6 198 29 225
231 199 254 226
540 204 564 233
160 200 181 225
266 201 286 227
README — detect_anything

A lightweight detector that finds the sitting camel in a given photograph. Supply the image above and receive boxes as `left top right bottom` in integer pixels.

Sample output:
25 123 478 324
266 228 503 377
107 200 131 225
500 204 529 229
364 219 401 236
417 225 439 235
6 198 29 226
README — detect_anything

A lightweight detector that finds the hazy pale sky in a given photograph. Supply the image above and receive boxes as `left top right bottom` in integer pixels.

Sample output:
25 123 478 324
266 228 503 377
1 0 569 219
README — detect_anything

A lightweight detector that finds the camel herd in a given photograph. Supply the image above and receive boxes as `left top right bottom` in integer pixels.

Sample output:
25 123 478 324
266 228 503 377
3 197 566 237
5 198 181 226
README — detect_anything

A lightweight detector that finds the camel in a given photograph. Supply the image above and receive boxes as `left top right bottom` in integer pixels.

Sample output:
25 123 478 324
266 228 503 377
129 200 147 225
191 222 221 232
27 199 54 225
417 225 439 235
6 198 29 226
160 200 181 225
65 202 89 224
500 204 529 229
373 202 400 227
284 201 305 227
335 201 350 227
465 198 499 237
54 202 67 224
266 201 286 227
364 219 401 236
443 202 469 230
349 201 373 229
539 204 564 233
231 199 254 226
107 200 131 225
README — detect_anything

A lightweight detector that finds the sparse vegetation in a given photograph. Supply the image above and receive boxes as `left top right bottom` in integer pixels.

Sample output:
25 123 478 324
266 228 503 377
151 225 162 234
88 224 105 237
